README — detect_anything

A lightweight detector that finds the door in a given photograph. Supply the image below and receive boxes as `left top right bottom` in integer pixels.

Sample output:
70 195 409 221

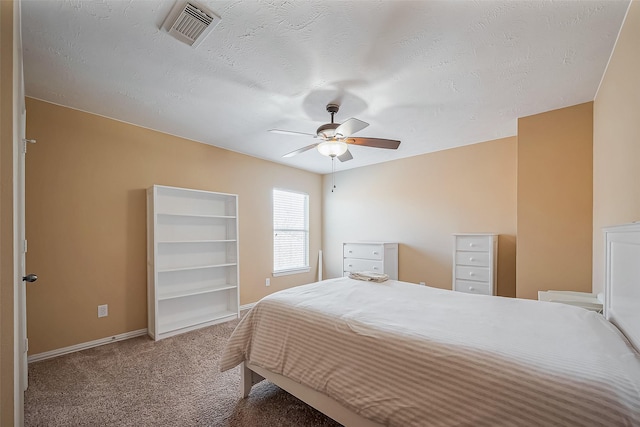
18 72 29 393
18 111 33 392
19 124 38 393
16 1 35 393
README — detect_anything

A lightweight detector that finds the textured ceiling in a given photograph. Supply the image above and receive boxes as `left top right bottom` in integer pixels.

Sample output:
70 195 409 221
21 0 630 175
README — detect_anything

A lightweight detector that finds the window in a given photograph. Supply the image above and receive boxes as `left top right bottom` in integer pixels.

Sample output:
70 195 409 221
273 188 309 275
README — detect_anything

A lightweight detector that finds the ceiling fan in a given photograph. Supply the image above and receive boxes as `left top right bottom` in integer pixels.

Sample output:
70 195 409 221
269 104 401 162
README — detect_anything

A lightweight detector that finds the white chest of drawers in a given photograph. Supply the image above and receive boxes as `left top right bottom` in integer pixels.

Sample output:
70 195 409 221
343 242 398 280
452 234 497 296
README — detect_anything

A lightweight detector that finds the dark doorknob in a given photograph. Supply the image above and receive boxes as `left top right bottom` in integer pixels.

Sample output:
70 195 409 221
22 274 38 283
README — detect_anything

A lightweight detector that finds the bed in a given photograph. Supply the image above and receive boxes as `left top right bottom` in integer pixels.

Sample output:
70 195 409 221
220 223 640 426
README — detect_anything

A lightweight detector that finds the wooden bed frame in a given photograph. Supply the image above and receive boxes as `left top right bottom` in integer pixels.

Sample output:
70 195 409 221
241 222 640 427
241 362 382 427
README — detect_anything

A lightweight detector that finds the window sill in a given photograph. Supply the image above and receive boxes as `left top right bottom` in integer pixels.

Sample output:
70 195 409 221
273 267 310 277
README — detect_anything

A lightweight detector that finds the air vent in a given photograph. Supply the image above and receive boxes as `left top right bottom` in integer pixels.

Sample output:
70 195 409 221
163 1 221 48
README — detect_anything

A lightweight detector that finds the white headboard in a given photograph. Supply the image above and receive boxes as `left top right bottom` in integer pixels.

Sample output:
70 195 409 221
604 222 640 351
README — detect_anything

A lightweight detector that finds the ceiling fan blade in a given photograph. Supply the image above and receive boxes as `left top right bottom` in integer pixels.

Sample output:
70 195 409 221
270 129 317 138
282 143 319 158
347 137 401 150
334 118 369 138
338 149 353 162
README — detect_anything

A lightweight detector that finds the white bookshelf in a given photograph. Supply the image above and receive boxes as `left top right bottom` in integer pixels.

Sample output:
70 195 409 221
147 185 239 340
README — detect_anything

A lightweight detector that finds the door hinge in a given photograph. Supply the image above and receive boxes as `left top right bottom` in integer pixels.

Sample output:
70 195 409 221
22 138 36 153
24 338 28 353
22 239 27 253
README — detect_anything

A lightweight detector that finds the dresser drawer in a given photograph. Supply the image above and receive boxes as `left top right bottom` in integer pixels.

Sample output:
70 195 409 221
454 279 492 296
455 265 491 283
343 243 384 260
455 251 491 267
455 236 492 252
343 258 384 273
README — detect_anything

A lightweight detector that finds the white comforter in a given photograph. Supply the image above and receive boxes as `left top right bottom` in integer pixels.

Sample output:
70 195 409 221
221 278 640 426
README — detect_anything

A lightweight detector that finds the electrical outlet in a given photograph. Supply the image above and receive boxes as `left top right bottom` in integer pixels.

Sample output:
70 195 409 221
98 304 108 318
419 282 426 286
265 278 270 287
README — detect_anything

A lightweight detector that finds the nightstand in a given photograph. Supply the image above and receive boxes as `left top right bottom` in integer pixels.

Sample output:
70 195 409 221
537 290 603 313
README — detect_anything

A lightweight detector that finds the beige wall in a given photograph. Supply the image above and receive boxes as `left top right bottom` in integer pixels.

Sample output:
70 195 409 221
25 98 322 355
323 137 517 297
593 0 640 294
1 0 16 422
517 102 593 299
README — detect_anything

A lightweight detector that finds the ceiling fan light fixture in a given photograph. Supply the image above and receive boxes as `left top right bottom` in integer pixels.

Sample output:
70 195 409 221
274 103 400 163
317 140 348 157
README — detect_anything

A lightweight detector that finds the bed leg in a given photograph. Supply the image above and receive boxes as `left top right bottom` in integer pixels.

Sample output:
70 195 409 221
241 362 264 398
241 362 252 398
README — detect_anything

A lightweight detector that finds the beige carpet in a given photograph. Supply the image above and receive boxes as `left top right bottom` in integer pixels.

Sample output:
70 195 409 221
25 316 341 427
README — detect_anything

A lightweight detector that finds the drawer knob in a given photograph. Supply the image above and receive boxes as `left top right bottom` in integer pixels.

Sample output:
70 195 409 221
373 266 379 270
469 257 475 262
469 272 475 276
469 286 475 291
469 243 475 247
348 264 353 267
373 251 379 255
348 250 353 253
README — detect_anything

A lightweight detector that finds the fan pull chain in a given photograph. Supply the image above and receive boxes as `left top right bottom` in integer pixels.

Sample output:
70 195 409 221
331 156 336 192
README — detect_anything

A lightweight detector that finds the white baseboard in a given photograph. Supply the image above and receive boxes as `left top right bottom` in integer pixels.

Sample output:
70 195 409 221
28 328 148 364
239 302 256 311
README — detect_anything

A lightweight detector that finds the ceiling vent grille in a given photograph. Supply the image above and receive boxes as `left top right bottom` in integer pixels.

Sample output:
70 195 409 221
163 1 221 48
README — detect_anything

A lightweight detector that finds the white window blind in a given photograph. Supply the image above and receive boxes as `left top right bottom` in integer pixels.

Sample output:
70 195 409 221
273 188 309 274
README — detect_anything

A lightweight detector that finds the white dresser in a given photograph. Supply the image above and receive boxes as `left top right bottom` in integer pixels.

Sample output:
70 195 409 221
452 233 497 296
343 242 398 280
